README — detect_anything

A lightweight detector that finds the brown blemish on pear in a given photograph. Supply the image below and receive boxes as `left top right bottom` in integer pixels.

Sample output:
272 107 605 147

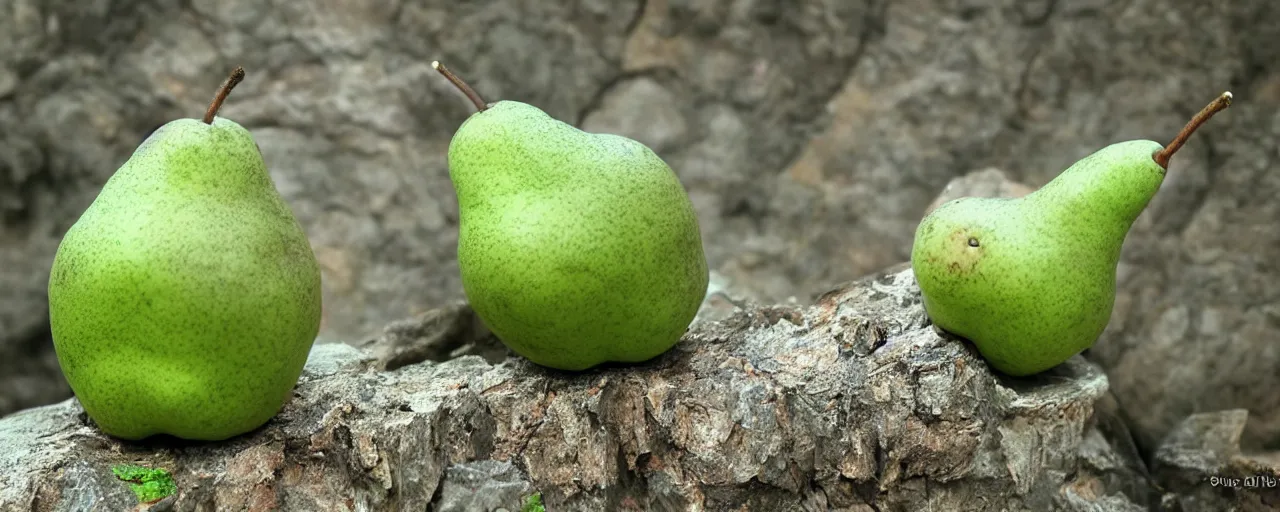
942 228 985 275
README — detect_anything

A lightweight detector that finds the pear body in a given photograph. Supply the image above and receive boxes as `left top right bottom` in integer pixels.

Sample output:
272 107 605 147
447 101 709 371
911 140 1166 376
48 117 322 441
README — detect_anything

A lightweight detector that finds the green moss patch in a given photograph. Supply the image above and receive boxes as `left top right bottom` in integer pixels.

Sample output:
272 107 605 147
111 464 177 504
522 491 545 512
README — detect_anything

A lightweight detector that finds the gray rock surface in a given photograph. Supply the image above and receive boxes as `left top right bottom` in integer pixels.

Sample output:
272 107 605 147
1 266 1155 512
436 460 536 512
2 0 1277 420
1 0 1277 485
1151 410 1280 511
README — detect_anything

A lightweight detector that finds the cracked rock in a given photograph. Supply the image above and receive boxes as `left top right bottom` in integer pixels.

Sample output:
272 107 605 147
0 265 1152 511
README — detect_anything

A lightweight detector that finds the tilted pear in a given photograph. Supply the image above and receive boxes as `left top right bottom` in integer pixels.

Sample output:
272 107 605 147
48 68 323 440
911 92 1233 376
433 62 709 371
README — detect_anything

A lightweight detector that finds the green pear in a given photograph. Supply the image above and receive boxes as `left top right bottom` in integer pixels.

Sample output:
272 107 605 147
911 92 1233 376
432 62 709 371
47 68 322 441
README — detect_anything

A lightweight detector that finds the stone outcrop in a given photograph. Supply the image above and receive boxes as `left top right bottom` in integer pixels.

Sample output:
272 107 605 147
0 267 1144 511
5 265 1278 511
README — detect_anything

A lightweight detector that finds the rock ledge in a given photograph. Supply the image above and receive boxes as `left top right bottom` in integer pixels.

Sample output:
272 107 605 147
1 266 1273 511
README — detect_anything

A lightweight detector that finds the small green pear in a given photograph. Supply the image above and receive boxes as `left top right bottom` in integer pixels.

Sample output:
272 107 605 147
47 68 322 441
911 92 1233 376
433 62 709 371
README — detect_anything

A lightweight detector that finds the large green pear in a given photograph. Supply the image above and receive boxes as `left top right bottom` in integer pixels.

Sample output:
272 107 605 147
434 62 709 371
911 92 1232 376
47 68 322 441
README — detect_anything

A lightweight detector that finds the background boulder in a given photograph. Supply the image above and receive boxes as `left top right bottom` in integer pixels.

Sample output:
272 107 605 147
1 0 1276 465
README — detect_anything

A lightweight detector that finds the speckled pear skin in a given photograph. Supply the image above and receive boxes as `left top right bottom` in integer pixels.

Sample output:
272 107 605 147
911 140 1167 376
447 101 709 371
47 116 323 441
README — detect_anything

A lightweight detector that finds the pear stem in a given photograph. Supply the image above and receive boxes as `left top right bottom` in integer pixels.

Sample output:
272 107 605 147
202 67 246 124
432 61 488 112
1153 91 1233 169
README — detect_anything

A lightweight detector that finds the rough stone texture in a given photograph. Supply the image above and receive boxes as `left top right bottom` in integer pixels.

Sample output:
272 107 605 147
1 267 1158 512
2 0 1278 481
923 168 1034 214
1151 410 1280 512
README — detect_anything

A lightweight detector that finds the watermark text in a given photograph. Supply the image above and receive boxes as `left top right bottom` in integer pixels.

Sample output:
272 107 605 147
1208 475 1278 488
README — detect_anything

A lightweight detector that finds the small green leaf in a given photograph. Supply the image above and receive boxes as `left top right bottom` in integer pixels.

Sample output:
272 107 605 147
111 464 176 504
521 491 545 512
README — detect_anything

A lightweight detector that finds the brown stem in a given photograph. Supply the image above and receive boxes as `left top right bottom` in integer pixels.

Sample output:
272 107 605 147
1153 91 1233 169
203 67 246 124
432 61 488 112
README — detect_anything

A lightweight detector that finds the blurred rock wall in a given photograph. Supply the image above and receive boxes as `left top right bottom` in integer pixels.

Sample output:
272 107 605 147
2 0 1277 453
